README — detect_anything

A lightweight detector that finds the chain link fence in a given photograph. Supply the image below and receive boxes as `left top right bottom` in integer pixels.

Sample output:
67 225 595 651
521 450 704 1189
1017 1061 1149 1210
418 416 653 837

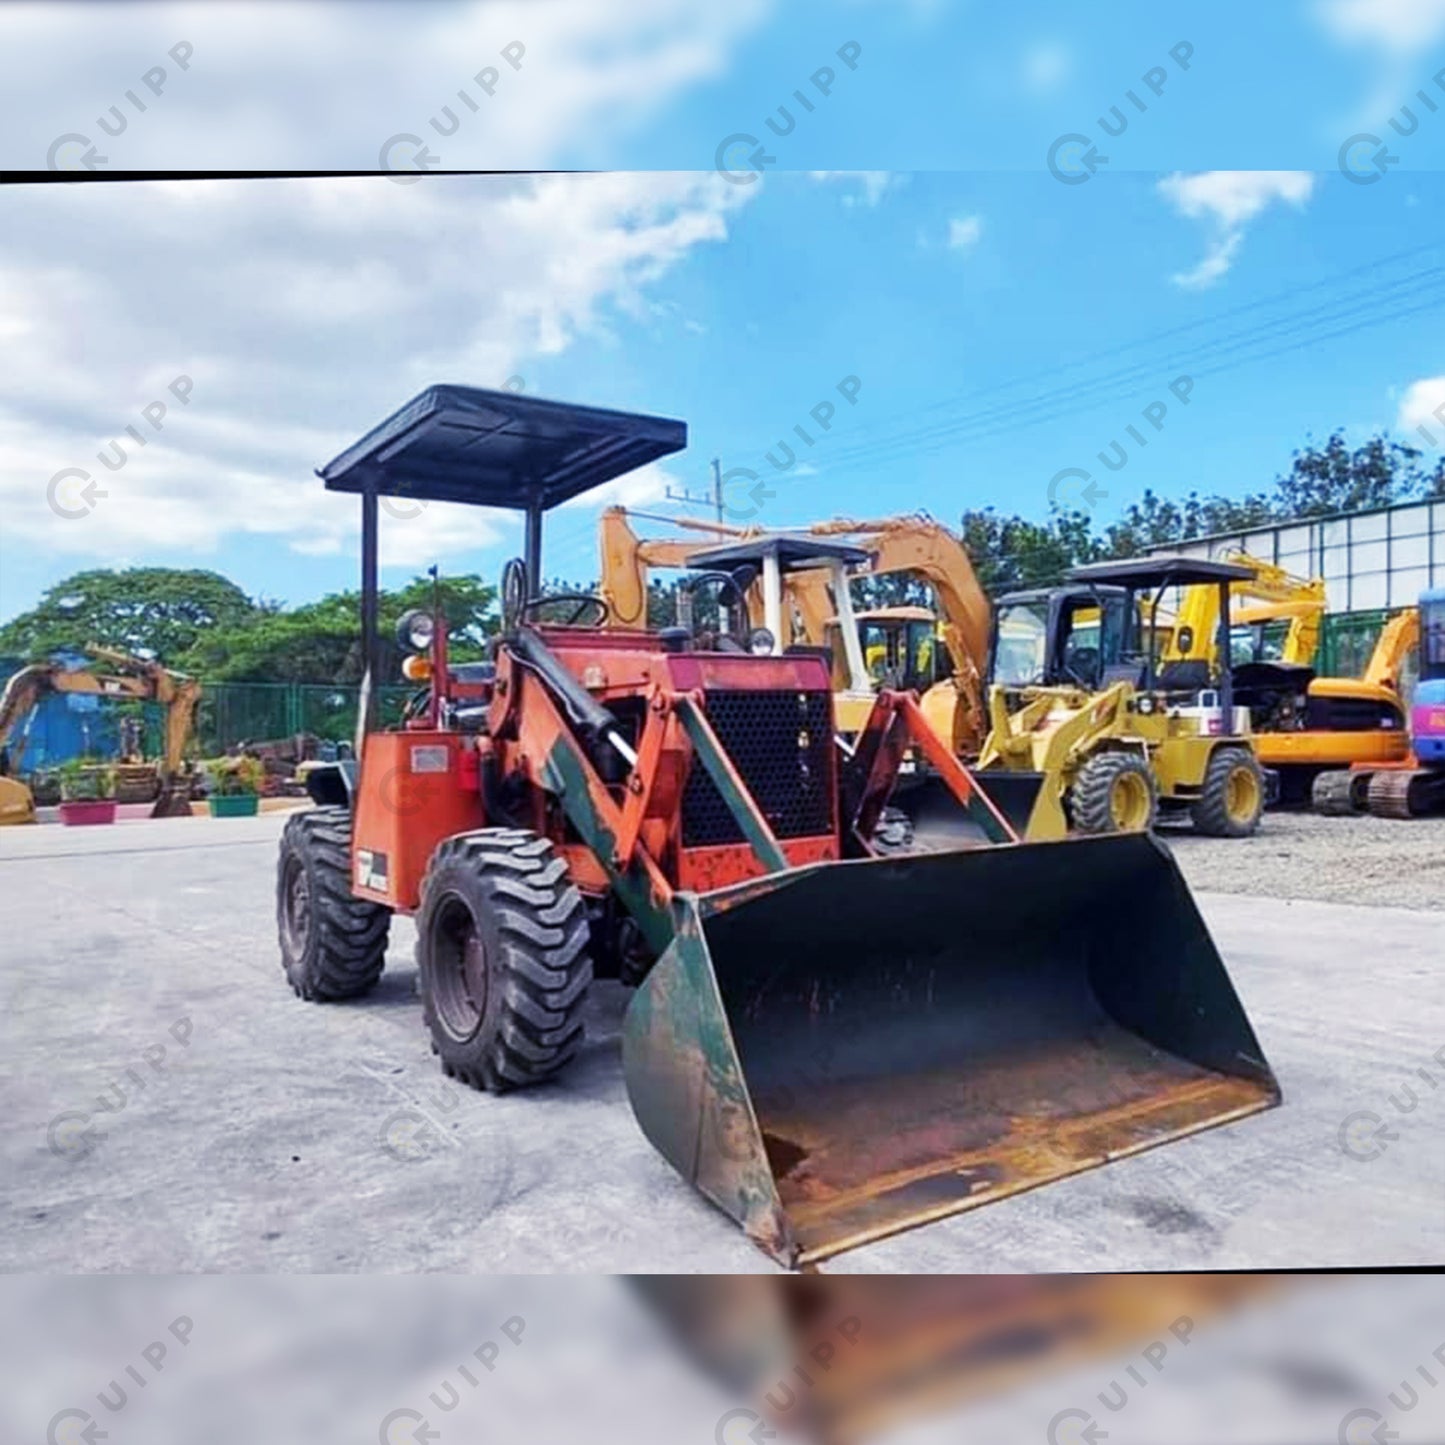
1318 610 1388 677
193 683 415 755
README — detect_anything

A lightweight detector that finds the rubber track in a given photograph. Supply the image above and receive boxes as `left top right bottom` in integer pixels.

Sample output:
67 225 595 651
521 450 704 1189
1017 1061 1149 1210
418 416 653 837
279 806 390 999
1313 769 1364 815
419 828 593 1091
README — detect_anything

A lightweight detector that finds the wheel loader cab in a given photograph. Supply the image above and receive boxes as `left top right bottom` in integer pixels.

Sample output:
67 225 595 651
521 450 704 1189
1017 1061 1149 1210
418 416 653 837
990 585 1134 693
277 387 1280 1269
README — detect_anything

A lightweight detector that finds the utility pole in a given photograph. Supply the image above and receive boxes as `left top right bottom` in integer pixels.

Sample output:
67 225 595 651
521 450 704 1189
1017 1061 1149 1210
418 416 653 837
665 455 726 523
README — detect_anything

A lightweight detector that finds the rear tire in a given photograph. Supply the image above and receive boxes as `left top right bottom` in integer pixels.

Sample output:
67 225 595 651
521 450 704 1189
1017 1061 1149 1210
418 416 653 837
416 828 593 1092
1070 751 1157 834
1192 747 1265 838
277 806 390 999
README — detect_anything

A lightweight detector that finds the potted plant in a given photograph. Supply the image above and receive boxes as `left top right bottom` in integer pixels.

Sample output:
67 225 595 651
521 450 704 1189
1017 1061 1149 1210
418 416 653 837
57 758 118 826
205 755 265 817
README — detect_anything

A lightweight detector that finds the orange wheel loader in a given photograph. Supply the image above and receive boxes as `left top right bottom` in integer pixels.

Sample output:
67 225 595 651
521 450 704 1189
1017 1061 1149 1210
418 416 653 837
278 385 1280 1268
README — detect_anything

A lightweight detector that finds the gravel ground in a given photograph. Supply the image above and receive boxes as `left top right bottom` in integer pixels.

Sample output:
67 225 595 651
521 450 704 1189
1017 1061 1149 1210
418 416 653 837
1164 808 1445 911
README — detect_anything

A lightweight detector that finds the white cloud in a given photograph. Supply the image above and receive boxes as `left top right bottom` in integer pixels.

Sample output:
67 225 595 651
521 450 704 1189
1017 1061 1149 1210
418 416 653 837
1317 0 1445 53
1023 44 1070 94
1397 375 1445 445
808 171 901 207
0 173 752 584
1315 0 1445 132
947 215 983 250
0 0 773 169
1158 171 1315 288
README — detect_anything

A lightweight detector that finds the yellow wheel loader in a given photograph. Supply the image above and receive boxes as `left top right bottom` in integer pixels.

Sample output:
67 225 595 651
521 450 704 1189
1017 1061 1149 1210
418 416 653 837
977 557 1268 841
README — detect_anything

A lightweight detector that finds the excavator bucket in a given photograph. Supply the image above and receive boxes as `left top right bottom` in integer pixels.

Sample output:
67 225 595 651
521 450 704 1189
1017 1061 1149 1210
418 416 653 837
622 832 1279 1268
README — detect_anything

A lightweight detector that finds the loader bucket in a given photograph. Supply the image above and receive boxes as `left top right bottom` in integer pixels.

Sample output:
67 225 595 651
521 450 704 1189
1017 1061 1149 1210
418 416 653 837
622 832 1279 1268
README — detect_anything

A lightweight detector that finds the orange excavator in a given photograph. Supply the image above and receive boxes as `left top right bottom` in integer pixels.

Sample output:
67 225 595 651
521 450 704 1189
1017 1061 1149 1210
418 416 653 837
1312 602 1440 816
1165 552 1414 804
779 515 992 754
0 646 201 823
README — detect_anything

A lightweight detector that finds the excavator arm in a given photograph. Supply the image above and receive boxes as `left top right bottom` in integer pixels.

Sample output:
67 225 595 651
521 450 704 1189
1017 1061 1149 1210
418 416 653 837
598 507 754 629
1363 608 1419 691
1165 551 1327 668
0 664 59 773
0 647 200 798
781 515 992 753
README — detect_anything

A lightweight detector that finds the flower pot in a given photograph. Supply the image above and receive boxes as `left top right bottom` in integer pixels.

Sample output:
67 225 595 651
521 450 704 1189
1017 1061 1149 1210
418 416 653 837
208 794 259 817
59 799 118 826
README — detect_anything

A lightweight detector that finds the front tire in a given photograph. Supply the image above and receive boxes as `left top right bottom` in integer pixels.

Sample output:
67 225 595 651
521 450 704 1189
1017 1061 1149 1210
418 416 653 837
1070 751 1157 834
416 828 593 1092
1192 746 1265 838
277 806 391 999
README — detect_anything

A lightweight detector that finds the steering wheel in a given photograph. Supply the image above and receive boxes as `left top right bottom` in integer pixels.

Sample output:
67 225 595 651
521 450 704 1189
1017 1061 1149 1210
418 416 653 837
522 592 612 627
500 557 529 633
682 570 752 650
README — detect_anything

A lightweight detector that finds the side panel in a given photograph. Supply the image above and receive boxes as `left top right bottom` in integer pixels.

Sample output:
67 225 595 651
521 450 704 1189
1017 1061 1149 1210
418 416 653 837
1255 730 1411 767
350 731 485 912
1411 680 1445 764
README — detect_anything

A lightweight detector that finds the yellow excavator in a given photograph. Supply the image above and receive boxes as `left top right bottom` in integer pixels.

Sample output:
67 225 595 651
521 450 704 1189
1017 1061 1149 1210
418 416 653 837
597 506 753 629
1163 551 1327 671
0 646 202 823
1163 552 1412 803
777 515 992 754
598 509 994 754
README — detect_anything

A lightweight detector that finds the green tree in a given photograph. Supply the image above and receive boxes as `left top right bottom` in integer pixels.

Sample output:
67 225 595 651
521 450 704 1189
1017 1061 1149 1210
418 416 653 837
957 506 1104 594
0 567 259 662
181 574 498 683
1270 432 1444 516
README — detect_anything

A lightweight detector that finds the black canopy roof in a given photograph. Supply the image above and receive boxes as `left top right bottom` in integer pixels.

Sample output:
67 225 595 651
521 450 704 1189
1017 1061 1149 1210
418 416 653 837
688 536 872 574
318 385 688 511
1067 555 1256 589
995 582 1127 607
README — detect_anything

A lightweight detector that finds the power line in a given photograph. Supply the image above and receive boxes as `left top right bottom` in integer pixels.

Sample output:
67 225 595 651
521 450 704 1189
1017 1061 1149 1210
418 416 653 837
714 238 1445 465
774 282 1445 490
782 261 1445 474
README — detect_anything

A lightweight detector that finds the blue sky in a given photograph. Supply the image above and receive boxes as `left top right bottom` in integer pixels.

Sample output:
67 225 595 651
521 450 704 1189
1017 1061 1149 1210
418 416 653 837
535 168 1445 584
3 0 1445 619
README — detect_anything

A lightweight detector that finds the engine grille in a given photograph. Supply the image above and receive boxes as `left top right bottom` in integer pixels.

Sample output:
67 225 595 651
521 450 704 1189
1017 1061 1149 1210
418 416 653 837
681 688 836 847
1305 695 1402 732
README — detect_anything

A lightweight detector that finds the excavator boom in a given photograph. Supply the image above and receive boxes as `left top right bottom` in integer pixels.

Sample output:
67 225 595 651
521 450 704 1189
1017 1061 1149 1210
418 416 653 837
0 646 201 820
1165 550 1327 668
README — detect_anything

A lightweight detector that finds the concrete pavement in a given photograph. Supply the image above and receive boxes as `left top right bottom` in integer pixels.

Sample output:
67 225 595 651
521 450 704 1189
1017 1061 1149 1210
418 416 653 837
2 813 1440 1272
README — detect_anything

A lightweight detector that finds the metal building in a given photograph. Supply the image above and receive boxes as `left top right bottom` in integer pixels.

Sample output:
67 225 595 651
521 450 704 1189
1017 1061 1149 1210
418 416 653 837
1145 497 1444 674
